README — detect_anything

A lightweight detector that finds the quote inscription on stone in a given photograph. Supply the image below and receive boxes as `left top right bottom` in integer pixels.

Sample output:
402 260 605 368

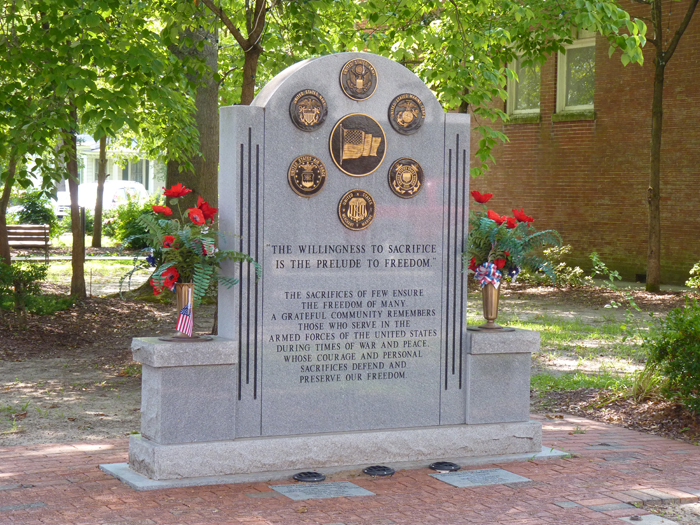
267 242 438 385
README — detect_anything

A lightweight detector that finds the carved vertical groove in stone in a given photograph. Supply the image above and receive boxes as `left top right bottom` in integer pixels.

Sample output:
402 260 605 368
237 142 244 400
459 147 467 388
237 128 261 401
254 144 260 399
444 133 467 391
444 148 453 390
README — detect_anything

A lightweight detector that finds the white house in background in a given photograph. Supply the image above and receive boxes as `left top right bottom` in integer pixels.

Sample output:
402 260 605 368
55 135 166 195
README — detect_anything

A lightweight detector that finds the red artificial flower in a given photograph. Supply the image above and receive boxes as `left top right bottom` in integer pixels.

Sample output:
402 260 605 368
162 267 179 290
487 210 506 225
512 208 534 223
163 235 175 248
163 183 193 198
196 196 218 223
505 216 517 229
494 258 507 270
469 257 477 271
504 251 510 256
150 278 162 296
152 205 173 216
188 207 206 225
471 190 493 204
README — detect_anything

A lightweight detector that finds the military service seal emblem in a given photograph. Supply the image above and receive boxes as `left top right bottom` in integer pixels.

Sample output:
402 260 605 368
290 90 328 132
340 58 378 101
388 158 424 198
288 155 327 197
388 94 425 135
338 189 376 230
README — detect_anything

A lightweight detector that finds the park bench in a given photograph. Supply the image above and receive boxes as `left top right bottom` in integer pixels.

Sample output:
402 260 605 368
7 224 51 262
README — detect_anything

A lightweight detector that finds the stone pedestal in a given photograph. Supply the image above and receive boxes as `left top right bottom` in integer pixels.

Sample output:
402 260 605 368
124 330 543 483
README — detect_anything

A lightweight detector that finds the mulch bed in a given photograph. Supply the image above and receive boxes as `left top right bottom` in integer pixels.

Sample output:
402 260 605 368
504 282 696 312
0 286 172 363
533 388 700 445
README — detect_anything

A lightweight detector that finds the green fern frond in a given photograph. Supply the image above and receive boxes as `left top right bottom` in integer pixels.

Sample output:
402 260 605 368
192 261 214 306
219 251 262 281
217 275 240 289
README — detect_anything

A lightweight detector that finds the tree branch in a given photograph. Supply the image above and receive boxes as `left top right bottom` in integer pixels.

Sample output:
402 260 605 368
200 0 248 49
664 0 700 63
218 66 238 86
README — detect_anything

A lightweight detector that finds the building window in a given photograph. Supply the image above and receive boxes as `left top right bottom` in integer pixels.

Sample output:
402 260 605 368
507 57 541 115
122 163 129 181
132 159 143 185
557 30 595 112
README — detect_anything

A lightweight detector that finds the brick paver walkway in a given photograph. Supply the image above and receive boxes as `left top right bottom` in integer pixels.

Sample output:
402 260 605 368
1 414 699 524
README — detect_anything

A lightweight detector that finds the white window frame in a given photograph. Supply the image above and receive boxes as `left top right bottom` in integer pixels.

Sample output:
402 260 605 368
556 30 596 113
507 56 541 116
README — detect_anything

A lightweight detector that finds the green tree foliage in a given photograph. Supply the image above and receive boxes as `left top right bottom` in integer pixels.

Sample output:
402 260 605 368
353 0 646 175
0 0 199 295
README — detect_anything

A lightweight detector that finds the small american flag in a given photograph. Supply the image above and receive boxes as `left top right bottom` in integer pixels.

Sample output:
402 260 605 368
176 289 193 337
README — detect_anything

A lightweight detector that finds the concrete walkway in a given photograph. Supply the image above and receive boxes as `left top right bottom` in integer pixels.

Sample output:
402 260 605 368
0 414 699 524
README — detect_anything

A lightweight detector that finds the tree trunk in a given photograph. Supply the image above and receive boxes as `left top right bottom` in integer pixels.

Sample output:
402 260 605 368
0 154 17 266
646 58 664 293
66 111 86 298
240 44 262 106
92 135 108 248
166 23 219 210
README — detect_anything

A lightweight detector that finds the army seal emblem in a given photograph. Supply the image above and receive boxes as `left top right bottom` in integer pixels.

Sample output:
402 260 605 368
290 90 328 132
338 189 376 230
340 58 378 101
388 94 425 135
388 158 424 198
288 155 327 197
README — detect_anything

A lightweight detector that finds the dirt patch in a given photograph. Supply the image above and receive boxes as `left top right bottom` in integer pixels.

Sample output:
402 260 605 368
648 503 700 524
0 282 216 446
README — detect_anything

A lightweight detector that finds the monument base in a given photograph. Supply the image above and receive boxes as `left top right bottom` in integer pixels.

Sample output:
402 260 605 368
101 445 567 491
126 420 541 481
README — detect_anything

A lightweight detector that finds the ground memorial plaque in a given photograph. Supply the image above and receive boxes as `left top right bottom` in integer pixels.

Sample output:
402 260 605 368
117 52 544 486
430 468 531 488
219 52 471 437
270 481 375 501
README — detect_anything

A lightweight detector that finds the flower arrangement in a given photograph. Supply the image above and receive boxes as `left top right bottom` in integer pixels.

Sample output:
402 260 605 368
134 183 260 306
465 190 562 288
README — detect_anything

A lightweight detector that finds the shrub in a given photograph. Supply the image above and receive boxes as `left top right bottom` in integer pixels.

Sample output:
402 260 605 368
59 207 95 235
0 263 74 322
10 189 60 238
645 298 700 413
686 262 700 289
516 245 586 287
110 195 162 249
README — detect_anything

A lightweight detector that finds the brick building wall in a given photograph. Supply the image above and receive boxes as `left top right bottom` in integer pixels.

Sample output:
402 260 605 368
469 0 700 284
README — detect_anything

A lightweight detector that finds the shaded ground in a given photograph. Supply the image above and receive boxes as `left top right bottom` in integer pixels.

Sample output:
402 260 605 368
0 281 216 446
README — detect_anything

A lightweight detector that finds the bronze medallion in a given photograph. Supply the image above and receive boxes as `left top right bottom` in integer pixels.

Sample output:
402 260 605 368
289 90 328 132
338 189 376 230
288 155 327 197
388 158 424 198
388 94 425 135
340 58 378 101
329 113 386 177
